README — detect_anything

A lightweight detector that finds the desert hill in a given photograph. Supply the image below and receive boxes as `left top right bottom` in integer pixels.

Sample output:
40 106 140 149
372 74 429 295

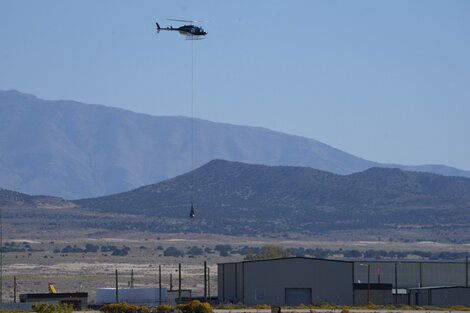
75 160 470 239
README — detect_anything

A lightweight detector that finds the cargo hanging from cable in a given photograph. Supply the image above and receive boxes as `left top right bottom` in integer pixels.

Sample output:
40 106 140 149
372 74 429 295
155 18 207 218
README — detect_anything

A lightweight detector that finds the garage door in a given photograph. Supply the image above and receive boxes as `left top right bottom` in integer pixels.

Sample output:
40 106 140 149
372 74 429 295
285 288 312 306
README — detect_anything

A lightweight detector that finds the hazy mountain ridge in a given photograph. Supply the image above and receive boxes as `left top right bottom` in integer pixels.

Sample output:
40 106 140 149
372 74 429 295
1 90 469 199
0 187 75 209
77 159 470 214
74 159 470 238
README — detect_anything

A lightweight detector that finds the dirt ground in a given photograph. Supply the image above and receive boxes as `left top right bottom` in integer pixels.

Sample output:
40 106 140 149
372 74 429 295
2 231 470 304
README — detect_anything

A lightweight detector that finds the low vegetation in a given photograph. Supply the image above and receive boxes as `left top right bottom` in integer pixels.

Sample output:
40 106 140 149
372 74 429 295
177 300 212 313
32 303 73 313
100 302 151 313
100 301 212 313
3 240 470 261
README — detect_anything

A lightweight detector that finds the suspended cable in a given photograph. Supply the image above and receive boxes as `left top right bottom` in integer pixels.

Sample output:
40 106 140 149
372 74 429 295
189 37 195 218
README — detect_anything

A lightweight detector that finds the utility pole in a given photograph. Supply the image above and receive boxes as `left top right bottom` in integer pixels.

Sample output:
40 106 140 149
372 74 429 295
178 263 181 304
170 273 173 291
14 276 17 303
207 267 211 304
158 265 162 305
204 260 207 302
115 269 119 304
394 262 398 304
131 269 134 288
466 256 468 288
367 264 370 304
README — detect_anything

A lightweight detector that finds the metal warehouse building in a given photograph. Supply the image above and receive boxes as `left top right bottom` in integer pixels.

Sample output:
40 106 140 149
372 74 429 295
408 287 470 307
218 257 353 306
218 257 470 306
353 260 469 289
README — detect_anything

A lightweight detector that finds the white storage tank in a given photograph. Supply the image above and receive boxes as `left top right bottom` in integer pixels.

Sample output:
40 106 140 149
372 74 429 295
96 288 167 306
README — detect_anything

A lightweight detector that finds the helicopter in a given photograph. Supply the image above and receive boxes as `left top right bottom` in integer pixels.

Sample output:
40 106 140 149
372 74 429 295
156 19 207 39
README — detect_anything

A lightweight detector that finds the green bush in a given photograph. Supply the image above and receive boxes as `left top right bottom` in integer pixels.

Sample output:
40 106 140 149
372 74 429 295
100 302 151 313
156 305 173 313
449 305 470 311
32 303 73 313
177 300 212 313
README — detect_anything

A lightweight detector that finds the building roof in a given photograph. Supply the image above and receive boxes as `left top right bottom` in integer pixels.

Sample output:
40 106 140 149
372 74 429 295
20 292 88 299
408 286 470 290
218 256 354 266
219 256 469 266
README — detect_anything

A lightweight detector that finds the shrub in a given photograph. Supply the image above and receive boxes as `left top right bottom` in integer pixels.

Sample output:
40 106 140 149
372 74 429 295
33 303 73 313
449 305 470 311
177 300 212 313
156 304 174 313
100 302 149 313
214 245 232 256
85 243 100 253
164 246 184 257
253 304 270 309
61 245 84 253
111 247 130 256
187 246 204 256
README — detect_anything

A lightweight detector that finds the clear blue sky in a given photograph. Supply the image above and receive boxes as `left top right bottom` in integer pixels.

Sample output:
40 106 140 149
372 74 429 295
1 0 469 170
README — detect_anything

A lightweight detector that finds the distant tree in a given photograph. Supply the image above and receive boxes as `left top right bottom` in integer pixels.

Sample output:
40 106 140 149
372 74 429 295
343 250 362 258
247 244 291 260
111 246 130 256
84 243 99 253
187 246 204 256
61 245 84 253
101 245 118 252
215 244 232 256
164 246 184 257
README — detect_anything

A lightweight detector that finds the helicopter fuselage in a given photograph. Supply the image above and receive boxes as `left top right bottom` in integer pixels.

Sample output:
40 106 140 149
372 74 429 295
156 22 207 38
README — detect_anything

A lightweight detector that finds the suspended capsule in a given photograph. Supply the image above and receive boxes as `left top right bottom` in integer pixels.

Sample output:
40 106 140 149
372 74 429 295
189 203 195 218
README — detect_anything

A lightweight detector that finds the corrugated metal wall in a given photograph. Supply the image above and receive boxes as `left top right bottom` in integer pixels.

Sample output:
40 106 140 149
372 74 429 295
218 258 353 306
354 261 468 289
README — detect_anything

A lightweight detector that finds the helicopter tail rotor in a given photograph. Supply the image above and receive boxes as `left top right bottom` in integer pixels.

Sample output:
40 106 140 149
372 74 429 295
156 22 161 33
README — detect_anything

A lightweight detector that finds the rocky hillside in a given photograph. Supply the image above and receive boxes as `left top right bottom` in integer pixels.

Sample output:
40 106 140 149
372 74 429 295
75 160 470 239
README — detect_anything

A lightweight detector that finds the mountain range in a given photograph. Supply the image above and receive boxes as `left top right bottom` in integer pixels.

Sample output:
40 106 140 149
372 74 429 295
75 159 470 241
1 90 469 199
3 159 469 241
